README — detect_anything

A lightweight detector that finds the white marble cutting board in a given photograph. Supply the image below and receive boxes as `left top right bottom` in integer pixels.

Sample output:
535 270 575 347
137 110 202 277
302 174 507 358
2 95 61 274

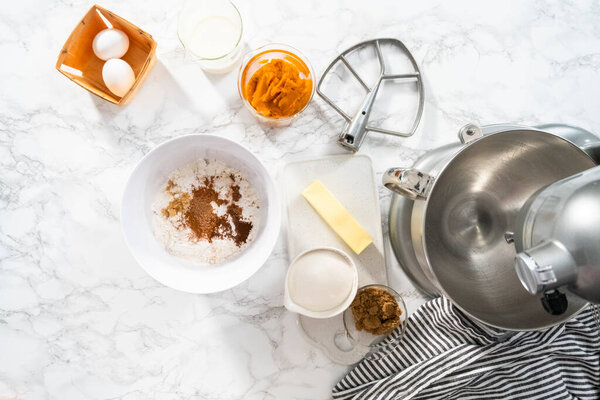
281 154 387 364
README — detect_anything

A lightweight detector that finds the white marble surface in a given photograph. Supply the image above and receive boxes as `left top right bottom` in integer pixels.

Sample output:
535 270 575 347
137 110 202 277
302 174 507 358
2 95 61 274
2 0 600 398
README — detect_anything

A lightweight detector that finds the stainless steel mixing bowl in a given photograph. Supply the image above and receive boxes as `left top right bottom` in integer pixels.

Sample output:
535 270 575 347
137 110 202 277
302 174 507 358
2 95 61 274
385 125 599 330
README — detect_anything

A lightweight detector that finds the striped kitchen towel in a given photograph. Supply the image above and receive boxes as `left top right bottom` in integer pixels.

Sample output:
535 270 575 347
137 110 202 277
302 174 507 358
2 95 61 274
333 297 600 400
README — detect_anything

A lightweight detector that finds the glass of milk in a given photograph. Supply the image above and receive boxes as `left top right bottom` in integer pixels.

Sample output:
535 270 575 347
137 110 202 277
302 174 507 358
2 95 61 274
178 0 243 73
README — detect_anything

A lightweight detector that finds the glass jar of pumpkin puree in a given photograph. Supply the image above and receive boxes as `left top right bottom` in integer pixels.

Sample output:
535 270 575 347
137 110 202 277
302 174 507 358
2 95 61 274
238 44 315 126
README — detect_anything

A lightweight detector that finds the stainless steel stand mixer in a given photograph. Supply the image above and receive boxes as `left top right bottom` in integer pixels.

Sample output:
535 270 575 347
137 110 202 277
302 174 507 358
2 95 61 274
384 123 600 331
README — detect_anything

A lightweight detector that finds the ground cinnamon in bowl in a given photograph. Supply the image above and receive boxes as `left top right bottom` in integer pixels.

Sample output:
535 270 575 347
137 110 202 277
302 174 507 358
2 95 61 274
350 286 403 335
181 177 254 246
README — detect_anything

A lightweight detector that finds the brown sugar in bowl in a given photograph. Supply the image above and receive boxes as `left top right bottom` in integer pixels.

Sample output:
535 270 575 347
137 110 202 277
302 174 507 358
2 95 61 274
342 284 407 357
56 5 157 106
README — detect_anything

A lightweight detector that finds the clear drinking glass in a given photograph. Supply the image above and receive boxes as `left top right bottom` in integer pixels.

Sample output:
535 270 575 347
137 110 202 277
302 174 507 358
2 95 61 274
178 0 243 74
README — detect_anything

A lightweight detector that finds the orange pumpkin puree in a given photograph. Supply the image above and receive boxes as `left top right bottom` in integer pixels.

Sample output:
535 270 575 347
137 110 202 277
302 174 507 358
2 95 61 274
242 53 312 119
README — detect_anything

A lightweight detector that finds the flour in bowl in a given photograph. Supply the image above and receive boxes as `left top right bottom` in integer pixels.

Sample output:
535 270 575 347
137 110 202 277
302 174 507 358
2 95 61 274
152 159 261 264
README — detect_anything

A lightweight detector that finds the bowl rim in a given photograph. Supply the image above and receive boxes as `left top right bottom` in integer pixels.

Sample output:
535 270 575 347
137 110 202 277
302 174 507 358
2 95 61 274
120 133 281 293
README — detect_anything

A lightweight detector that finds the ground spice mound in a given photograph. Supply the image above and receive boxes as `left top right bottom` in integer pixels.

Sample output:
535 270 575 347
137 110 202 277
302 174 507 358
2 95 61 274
184 182 228 242
350 287 402 335
163 175 254 246
162 192 191 218
231 184 241 202
226 203 252 245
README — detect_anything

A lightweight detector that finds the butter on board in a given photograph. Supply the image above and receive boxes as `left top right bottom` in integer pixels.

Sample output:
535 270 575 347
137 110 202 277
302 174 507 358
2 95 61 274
302 180 373 254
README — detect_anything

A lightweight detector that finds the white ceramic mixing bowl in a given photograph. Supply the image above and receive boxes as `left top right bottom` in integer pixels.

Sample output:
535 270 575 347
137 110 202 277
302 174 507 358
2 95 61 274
121 134 281 293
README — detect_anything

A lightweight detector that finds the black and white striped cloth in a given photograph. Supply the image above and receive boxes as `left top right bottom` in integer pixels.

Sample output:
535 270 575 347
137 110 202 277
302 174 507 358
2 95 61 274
333 297 600 400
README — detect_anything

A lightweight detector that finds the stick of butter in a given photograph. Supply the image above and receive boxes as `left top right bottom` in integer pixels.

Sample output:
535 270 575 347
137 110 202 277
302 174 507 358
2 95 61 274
302 180 373 254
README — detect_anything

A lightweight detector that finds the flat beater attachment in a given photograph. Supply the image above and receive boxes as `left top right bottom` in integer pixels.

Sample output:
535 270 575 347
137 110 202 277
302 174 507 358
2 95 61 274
317 38 424 152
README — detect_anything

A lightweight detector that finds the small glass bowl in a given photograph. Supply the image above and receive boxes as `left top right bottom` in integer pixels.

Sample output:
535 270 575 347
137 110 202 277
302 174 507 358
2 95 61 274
342 284 407 360
177 0 243 74
237 43 315 126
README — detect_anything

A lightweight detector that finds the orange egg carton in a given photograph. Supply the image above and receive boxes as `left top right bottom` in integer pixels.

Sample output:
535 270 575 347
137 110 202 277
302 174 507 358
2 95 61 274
56 4 157 106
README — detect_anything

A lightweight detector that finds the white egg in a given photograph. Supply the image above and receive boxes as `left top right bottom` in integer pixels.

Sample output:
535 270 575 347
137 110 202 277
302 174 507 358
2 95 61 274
92 28 129 60
102 59 135 97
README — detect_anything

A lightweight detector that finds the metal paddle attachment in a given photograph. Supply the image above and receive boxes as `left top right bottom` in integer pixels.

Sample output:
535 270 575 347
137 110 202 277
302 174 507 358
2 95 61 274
317 38 424 152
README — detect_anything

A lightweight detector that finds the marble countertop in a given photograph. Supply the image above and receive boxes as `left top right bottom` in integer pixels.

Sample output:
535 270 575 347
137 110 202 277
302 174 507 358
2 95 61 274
2 0 600 398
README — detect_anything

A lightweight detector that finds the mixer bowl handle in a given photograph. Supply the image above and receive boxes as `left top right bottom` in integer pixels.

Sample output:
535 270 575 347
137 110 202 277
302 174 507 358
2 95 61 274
383 167 435 200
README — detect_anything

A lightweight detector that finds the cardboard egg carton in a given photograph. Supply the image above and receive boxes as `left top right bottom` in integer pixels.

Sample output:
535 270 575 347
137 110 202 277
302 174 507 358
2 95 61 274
56 4 157 105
